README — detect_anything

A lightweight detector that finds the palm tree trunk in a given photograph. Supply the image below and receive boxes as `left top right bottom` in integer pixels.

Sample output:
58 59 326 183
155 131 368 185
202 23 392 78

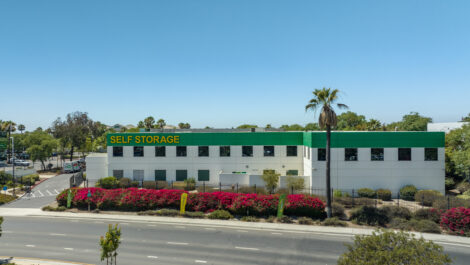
326 126 332 218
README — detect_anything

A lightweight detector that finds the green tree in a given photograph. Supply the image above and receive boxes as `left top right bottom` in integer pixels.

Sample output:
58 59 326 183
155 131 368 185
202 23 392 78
445 124 470 180
23 130 58 170
178 122 191 129
366 119 383 131
304 123 321 131
156 119 166 131
461 113 470 122
391 112 432 131
137 121 145 128
100 224 122 265
237 124 258 129
338 230 451 265
144 116 155 130
265 124 272 129
336 111 367 130
280 124 304 131
1 121 16 162
286 176 305 192
306 87 348 218
261 169 280 194
18 124 25 134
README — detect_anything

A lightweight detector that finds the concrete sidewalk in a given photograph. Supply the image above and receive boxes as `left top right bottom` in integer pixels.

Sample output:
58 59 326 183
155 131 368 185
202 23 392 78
0 256 92 265
2 207 470 247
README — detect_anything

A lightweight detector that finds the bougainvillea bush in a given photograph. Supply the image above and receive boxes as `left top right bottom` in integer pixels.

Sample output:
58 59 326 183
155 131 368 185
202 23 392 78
57 188 325 218
440 207 470 236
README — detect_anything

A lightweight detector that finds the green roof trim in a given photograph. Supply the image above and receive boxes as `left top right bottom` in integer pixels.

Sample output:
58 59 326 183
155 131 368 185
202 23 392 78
107 131 445 148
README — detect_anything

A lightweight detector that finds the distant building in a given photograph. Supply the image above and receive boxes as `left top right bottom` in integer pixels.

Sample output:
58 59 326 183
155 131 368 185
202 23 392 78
427 122 469 133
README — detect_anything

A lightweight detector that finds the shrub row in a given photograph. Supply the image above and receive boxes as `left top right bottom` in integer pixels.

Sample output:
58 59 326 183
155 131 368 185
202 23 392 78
356 188 391 201
57 188 326 218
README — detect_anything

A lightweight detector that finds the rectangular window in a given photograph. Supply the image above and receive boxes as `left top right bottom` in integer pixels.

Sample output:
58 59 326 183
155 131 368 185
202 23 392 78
154 170 166 181
220 146 230 157
286 146 297 157
198 170 210 181
398 148 412 161
264 146 275 157
133 169 144 181
113 170 124 179
318 148 326 161
113 147 123 157
286 170 298 176
345 148 358 161
176 146 187 157
133 146 144 157
371 148 384 161
176 170 188 181
425 148 438 161
242 146 253 157
155 146 165 157
198 146 209 157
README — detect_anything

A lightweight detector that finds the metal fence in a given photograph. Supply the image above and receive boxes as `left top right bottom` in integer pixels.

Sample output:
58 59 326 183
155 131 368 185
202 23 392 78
70 171 84 188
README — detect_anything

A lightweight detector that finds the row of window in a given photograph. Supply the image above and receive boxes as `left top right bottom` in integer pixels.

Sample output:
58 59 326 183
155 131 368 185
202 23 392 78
113 145 299 158
112 169 300 182
309 147 439 161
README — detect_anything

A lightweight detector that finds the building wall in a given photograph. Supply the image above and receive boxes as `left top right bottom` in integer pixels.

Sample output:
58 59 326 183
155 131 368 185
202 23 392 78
106 145 303 184
308 147 445 196
85 154 108 183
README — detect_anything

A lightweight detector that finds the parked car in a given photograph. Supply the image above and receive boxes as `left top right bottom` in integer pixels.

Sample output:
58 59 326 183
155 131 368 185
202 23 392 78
12 158 30 166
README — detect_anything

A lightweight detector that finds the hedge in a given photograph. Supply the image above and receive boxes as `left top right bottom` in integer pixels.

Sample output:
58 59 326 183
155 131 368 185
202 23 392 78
440 207 470 236
399 185 418 201
357 188 376 198
56 188 326 218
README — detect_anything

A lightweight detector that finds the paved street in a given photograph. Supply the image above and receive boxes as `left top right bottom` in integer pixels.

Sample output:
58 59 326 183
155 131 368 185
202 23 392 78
0 215 469 265
2 173 72 208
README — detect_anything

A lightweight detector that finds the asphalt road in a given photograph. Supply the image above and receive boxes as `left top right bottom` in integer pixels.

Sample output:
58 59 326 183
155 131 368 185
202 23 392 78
2 173 72 208
0 216 469 265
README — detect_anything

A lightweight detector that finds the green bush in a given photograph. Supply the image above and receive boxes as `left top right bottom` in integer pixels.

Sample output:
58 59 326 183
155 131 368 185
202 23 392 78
399 185 418 201
456 181 470 193
20 174 40 184
413 208 442 224
240 216 259 222
333 189 343 198
376 189 392 201
414 190 444 206
350 206 389 226
333 197 375 208
357 188 376 198
410 219 441 234
156 181 168 189
323 217 348 227
182 211 205 218
143 181 156 189
297 217 314 225
286 176 305 192
278 215 293 223
96 177 119 189
130 181 139 188
388 217 411 230
266 216 276 223
208 210 233 220
332 202 346 220
156 209 180 217
432 196 470 210
457 194 470 200
119 177 131 188
42 205 66 212
381 206 412 220
338 230 451 265
0 194 16 205
445 178 455 190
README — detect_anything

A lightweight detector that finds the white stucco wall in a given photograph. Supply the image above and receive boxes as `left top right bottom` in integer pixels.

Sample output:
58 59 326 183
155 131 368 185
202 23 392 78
85 153 108 181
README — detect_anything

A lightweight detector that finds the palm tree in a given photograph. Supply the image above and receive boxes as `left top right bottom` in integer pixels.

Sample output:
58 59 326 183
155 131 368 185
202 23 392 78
305 88 348 218
1 121 16 163
156 119 166 132
18 124 25 134
143 116 155 130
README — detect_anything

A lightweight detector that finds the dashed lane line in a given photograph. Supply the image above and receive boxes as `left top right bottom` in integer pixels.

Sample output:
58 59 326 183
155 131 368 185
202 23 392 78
195 260 207 263
64 248 74 251
25 245 35 248
167 242 189 245
235 246 259 251
147 256 158 259
50 233 66 236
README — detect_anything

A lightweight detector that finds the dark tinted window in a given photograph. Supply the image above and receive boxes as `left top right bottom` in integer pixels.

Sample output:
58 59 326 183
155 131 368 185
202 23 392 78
286 146 297 157
220 146 230 157
398 148 412 161
371 148 384 161
176 170 187 181
345 148 358 161
425 148 438 161
286 170 298 176
264 146 275 157
133 146 144 157
318 148 326 161
113 170 124 179
198 146 209 157
242 146 253 157
155 170 166 181
198 170 210 181
113 147 123 157
155 146 165 157
176 146 187 157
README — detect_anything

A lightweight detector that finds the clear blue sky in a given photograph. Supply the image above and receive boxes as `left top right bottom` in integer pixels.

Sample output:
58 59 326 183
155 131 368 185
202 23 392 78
0 0 469 130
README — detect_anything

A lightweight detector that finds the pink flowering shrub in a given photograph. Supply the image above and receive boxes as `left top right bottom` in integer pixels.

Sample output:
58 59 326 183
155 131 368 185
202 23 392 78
56 188 325 218
440 207 470 236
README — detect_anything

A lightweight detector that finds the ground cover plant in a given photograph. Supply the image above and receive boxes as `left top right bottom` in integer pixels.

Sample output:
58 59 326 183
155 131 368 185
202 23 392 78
56 188 325 218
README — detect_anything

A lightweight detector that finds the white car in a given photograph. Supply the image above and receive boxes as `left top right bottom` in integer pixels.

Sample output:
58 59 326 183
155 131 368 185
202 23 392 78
12 159 30 166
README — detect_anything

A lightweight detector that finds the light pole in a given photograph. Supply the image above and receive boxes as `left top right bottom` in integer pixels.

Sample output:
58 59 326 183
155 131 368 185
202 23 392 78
11 136 15 197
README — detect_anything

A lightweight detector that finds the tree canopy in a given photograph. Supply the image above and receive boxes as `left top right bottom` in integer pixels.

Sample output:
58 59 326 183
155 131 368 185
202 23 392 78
22 130 57 170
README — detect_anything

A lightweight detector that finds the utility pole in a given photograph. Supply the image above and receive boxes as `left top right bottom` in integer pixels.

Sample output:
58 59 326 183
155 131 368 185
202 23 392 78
11 136 15 197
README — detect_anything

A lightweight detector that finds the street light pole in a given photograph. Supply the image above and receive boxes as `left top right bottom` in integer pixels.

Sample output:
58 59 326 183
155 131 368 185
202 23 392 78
11 136 15 197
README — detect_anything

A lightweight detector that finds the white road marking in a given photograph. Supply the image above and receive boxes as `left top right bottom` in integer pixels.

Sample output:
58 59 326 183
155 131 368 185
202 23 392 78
167 242 189 245
195 260 207 263
54 189 60 194
2 231 12 233
50 233 66 236
25 245 35 247
271 232 282 235
147 256 158 259
237 230 248 233
38 190 44 197
235 246 259 251
31 192 36 198
204 228 216 231
64 248 74 251
46 190 53 196
438 242 470 248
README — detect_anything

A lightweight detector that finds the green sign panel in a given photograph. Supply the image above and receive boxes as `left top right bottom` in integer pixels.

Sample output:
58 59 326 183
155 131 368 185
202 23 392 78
277 194 287 218
67 190 72 208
